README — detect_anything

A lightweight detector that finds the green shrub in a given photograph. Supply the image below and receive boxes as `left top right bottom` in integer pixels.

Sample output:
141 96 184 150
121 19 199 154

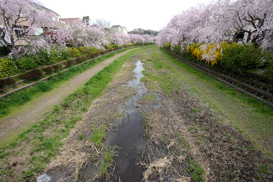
164 42 171 49
60 50 70 60
53 64 63 72
85 47 98 55
42 67 53 74
0 78 15 89
220 44 263 73
48 49 61 64
20 69 43 81
112 44 119 49
16 57 38 71
264 53 273 80
173 44 182 54
76 57 84 64
64 60 75 67
0 58 16 78
34 49 50 65
106 44 113 50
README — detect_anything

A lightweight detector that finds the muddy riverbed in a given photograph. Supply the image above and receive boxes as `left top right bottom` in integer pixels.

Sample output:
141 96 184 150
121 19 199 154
80 60 147 182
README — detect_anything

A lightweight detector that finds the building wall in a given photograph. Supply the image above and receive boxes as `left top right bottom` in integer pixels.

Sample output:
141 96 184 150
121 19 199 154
110 26 122 33
110 26 128 35
121 27 128 35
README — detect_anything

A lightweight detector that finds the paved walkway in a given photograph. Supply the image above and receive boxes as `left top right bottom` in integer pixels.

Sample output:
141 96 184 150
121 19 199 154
0 49 134 145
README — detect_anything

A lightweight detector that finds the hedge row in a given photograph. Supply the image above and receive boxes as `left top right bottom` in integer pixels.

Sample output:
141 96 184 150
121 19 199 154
0 43 148 79
0 44 153 90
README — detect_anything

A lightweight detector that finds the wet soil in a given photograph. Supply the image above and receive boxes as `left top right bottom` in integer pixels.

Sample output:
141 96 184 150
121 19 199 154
0 50 134 145
139 48 273 182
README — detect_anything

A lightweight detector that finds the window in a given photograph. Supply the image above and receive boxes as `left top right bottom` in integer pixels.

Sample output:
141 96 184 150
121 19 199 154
15 29 24 38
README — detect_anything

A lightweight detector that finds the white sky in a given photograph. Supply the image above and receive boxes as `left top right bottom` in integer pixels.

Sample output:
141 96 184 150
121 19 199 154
38 0 213 31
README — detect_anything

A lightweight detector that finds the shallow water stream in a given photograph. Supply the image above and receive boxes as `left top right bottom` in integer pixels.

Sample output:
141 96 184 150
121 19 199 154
105 60 147 181
80 59 147 181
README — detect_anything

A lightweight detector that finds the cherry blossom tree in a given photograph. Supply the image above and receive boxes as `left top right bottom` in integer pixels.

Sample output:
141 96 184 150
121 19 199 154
52 19 109 51
129 34 145 44
229 0 273 48
85 25 109 49
142 34 154 43
156 0 273 49
110 33 130 46
0 0 54 55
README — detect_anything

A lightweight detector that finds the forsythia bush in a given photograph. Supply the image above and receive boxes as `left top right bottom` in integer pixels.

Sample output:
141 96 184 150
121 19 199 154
187 43 204 61
67 47 81 57
187 43 232 66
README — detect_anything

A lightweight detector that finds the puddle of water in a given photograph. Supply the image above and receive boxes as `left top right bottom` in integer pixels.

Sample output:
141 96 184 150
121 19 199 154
153 93 162 109
123 60 147 113
106 60 147 181
106 111 145 182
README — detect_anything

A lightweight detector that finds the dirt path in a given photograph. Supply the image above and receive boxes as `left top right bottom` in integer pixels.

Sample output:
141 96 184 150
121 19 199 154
0 49 134 145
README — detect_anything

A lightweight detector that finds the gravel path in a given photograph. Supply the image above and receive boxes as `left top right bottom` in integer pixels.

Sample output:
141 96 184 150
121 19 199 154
0 49 134 144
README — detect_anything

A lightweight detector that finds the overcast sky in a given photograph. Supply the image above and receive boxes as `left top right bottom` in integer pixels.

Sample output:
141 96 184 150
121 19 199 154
38 0 212 31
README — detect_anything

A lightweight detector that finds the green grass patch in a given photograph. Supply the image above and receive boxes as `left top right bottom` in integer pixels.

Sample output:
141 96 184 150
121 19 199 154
78 134 85 140
99 146 116 177
143 93 157 102
89 124 107 148
188 159 205 182
157 48 273 156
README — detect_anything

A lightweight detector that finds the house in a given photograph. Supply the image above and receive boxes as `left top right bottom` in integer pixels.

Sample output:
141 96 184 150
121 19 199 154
0 3 60 46
110 25 128 35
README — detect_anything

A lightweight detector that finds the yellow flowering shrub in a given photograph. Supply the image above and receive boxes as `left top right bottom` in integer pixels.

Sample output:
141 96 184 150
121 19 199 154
187 42 239 66
67 48 81 57
78 47 86 54
187 43 204 61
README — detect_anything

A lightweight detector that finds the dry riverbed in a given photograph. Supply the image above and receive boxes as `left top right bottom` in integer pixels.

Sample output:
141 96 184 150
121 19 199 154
0 46 272 181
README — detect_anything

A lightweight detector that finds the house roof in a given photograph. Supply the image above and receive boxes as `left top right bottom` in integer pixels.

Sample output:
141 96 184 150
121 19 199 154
40 6 60 16
60 18 81 23
33 3 60 16
111 25 127 31
111 25 121 28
